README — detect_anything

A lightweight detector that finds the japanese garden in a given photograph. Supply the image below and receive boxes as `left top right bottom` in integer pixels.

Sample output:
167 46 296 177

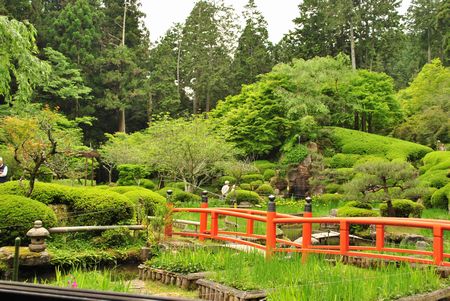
0 0 449 300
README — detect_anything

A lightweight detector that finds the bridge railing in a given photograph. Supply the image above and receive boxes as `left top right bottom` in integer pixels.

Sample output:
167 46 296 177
164 191 450 267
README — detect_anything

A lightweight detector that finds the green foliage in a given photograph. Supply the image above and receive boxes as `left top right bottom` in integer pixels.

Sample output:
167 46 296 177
107 186 146 194
418 151 450 189
164 182 186 191
156 187 201 203
226 190 262 204
431 183 450 209
328 154 361 168
324 183 342 194
281 144 309 165
421 151 450 172
329 127 432 161
253 160 277 173
419 169 450 189
0 16 50 103
337 207 379 218
263 169 276 181
379 199 425 218
138 179 156 190
0 194 57 245
239 183 251 191
316 194 345 205
342 201 372 210
255 184 274 195
241 174 264 183
217 176 237 188
100 228 133 248
117 164 150 187
123 190 165 217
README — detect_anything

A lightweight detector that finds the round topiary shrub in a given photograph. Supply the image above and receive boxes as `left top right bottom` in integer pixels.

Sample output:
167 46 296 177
263 169 276 181
316 194 345 205
255 184 274 196
0 181 75 204
117 164 149 186
140 179 157 190
156 187 201 203
430 184 450 209
239 183 251 191
108 186 147 194
249 180 263 190
0 194 57 246
324 183 342 194
254 160 276 173
379 199 425 218
337 206 379 234
343 201 372 210
329 154 362 168
241 174 264 184
164 182 187 190
226 190 261 205
123 190 165 217
281 145 308 165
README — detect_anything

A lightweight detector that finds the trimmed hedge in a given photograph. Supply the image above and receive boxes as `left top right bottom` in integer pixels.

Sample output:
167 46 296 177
226 190 261 204
0 194 57 245
239 183 251 191
140 179 157 190
255 184 274 196
379 199 425 218
253 160 277 173
420 151 450 173
343 201 372 210
329 154 362 168
263 169 276 181
315 193 345 204
0 181 134 225
217 176 237 188
324 183 342 194
117 164 149 186
337 206 379 217
123 190 165 216
157 187 201 203
164 182 187 190
328 127 433 161
431 183 450 209
419 169 450 189
108 186 147 194
241 174 264 183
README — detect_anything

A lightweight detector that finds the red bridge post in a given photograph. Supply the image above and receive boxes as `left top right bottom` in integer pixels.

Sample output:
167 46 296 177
199 191 208 241
433 225 443 265
302 196 313 263
376 224 385 251
340 220 349 255
266 195 277 259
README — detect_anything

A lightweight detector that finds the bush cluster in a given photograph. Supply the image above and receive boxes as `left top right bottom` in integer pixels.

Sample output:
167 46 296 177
123 190 165 217
226 190 261 204
157 187 201 203
379 199 424 218
0 194 57 245
117 164 149 186
107 186 147 194
241 174 264 183
328 154 362 168
281 144 309 165
253 160 277 173
431 183 450 209
337 206 379 218
419 169 450 189
263 169 276 181
342 201 372 210
217 176 237 188
255 184 274 195
315 193 345 205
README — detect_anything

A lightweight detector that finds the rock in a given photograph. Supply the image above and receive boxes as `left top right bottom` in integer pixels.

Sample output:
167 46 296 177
400 234 427 245
415 241 430 250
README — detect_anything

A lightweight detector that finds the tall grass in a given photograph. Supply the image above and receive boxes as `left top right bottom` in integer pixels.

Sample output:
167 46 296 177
45 267 130 292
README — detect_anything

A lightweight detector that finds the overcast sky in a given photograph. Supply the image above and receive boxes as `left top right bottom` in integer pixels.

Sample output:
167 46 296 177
141 0 412 44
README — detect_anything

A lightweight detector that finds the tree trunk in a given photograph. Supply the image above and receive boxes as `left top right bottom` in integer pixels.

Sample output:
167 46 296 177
118 108 126 133
354 111 359 130
205 89 210 112
349 21 356 70
427 28 431 63
122 0 127 47
177 39 182 96
361 112 366 132
193 95 199 114
367 113 373 133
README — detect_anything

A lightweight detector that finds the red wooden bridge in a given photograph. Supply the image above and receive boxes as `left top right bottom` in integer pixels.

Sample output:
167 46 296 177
165 193 450 267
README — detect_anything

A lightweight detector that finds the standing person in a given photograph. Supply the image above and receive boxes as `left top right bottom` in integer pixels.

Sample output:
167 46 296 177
0 157 7 183
221 180 230 199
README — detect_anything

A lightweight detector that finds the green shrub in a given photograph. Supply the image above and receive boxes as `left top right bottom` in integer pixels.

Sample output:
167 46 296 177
0 194 57 245
226 190 261 204
117 164 149 186
100 228 133 248
379 199 425 218
430 183 450 209
123 190 165 216
263 169 276 181
253 160 277 173
239 183 251 190
323 168 355 184
402 187 436 204
140 179 157 190
255 184 274 196
420 151 450 173
241 174 264 183
281 144 309 165
37 166 53 182
324 183 342 194
0 182 135 225
157 187 201 203
419 169 450 189
337 206 379 217
164 182 187 190
329 154 361 168
250 180 263 190
343 201 372 210
316 193 345 204
69 189 134 225
108 186 147 194
217 176 237 187
328 127 433 161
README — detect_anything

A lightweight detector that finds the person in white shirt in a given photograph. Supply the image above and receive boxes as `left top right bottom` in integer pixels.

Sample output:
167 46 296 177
221 181 230 199
0 157 8 183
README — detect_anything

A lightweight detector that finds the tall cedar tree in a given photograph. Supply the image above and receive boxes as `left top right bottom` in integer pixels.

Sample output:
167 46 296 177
230 0 273 94
180 0 237 113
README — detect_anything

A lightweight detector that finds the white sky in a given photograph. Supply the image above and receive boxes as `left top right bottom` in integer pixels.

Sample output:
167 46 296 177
141 0 412 44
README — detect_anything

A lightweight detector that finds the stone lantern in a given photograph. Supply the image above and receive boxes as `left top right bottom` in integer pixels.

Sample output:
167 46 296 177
26 220 50 252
